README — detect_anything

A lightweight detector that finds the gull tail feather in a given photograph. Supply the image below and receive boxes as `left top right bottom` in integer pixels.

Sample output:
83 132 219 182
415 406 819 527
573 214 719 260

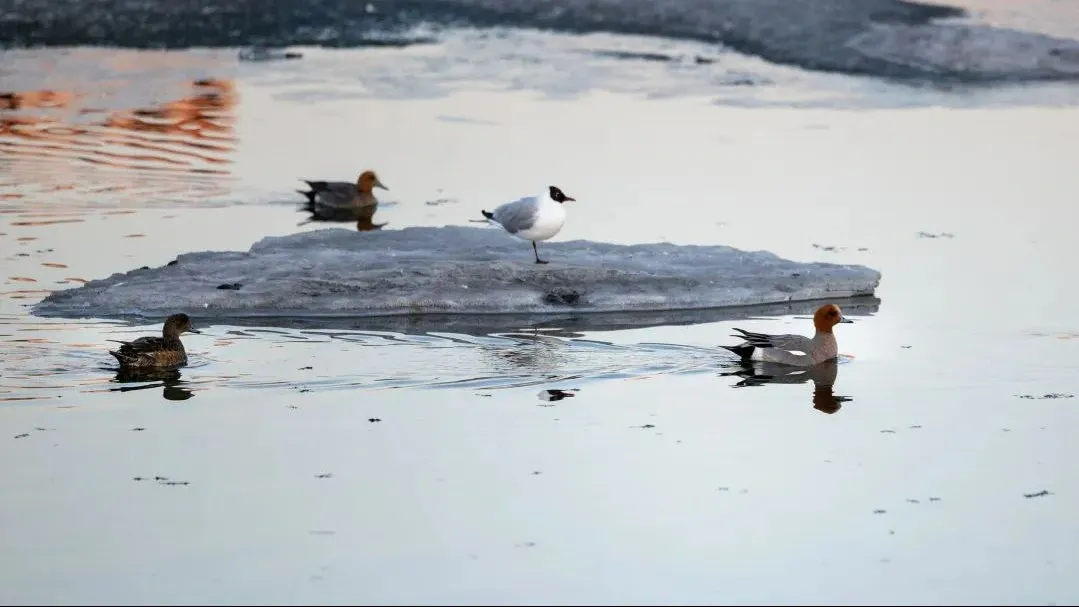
471 209 496 224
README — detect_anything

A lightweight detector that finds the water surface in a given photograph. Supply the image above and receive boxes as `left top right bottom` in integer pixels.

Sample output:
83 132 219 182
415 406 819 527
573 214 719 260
2 21 1079 606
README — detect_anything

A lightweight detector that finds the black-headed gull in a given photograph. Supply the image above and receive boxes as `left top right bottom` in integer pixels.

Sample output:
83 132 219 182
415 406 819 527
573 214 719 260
479 185 576 264
721 304 855 367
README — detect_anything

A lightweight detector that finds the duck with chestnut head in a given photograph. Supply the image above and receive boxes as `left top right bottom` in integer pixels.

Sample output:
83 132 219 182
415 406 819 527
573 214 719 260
297 169 388 227
720 303 854 367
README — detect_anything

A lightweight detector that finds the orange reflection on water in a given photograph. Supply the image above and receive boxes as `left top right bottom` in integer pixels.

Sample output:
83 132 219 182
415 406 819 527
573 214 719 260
1 80 236 170
0 68 239 210
0 90 79 111
10 218 85 226
1 289 52 295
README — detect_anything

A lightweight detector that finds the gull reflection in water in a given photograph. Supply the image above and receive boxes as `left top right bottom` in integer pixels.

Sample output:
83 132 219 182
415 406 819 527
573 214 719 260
720 358 852 414
489 331 570 377
110 368 195 401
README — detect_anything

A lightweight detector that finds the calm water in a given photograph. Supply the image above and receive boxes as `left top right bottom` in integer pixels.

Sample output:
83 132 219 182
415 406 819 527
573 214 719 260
2 16 1079 606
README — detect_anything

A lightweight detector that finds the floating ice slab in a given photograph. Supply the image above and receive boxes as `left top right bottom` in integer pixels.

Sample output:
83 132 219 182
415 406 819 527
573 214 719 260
33 226 882 323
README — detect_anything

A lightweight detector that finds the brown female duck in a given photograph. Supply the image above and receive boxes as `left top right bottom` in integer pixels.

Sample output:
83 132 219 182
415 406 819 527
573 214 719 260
297 169 388 226
108 313 201 369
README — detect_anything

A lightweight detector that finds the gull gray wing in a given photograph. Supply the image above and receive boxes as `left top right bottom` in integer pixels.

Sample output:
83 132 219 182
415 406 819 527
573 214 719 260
490 196 539 234
731 328 814 353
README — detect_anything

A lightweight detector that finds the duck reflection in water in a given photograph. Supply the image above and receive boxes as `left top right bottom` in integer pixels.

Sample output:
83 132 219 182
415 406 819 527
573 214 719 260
720 358 852 414
297 206 389 231
110 367 195 401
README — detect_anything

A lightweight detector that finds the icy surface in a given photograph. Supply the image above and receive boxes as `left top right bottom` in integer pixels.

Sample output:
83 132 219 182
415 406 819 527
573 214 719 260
846 23 1079 81
2 0 1078 83
33 226 883 322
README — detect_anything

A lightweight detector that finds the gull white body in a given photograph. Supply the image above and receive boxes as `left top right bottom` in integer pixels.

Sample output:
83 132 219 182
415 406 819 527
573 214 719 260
488 191 566 241
479 185 576 264
516 194 566 242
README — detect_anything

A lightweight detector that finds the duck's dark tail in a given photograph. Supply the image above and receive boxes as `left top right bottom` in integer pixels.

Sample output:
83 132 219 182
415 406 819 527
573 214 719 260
107 350 126 365
720 344 756 361
481 210 494 220
296 189 317 205
730 327 776 349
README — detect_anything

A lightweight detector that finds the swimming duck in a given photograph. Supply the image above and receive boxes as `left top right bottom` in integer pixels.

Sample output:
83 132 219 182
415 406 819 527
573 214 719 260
479 185 576 264
297 170 388 226
108 313 201 369
720 303 854 367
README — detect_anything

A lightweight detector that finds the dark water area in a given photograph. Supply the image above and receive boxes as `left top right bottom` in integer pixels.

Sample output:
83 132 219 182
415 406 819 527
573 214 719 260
3 0 1079 83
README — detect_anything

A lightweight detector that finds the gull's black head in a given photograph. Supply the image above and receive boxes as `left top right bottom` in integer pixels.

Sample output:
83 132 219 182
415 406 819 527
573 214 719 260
548 186 576 203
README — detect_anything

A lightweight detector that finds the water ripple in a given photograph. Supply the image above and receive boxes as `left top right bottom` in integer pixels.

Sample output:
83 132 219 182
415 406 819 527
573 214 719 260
0 317 734 402
0 50 239 211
